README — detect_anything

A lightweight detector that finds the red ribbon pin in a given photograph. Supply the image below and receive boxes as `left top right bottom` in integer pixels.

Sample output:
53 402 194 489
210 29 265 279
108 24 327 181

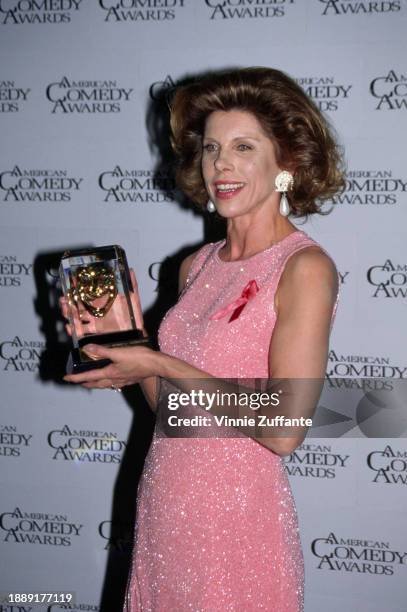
210 279 259 323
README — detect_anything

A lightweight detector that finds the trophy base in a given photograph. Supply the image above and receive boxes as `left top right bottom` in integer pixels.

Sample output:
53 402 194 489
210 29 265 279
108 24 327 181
66 330 149 374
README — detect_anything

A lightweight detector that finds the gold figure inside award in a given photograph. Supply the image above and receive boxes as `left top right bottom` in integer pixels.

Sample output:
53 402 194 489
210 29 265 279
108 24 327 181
60 245 147 373
69 265 118 319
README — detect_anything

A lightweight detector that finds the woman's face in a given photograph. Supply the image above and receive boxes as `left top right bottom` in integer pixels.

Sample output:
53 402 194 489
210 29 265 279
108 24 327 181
202 109 281 219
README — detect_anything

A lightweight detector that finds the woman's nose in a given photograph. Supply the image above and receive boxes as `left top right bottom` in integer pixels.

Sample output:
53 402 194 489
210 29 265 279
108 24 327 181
214 148 234 171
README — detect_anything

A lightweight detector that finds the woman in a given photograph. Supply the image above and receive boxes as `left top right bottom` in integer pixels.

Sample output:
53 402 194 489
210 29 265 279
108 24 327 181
64 67 344 611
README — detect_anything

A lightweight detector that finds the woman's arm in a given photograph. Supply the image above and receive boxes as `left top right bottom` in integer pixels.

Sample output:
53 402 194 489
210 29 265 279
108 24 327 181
265 246 339 454
272 247 338 378
138 376 160 412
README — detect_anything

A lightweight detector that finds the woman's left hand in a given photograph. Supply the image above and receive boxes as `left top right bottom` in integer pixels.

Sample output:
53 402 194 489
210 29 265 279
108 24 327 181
63 344 158 390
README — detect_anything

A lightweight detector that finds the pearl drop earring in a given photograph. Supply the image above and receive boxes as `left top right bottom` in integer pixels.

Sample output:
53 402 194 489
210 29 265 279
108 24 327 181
206 200 216 213
274 171 294 217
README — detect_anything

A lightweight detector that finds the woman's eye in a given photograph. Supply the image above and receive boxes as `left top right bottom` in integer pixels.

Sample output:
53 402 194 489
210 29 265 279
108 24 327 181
237 143 252 151
203 143 217 152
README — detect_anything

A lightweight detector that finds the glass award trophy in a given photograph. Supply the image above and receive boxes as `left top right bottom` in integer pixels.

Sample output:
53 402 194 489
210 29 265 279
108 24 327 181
59 245 147 374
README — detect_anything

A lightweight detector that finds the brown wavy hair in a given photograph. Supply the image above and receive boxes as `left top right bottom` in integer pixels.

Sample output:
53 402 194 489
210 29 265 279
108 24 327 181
170 67 345 217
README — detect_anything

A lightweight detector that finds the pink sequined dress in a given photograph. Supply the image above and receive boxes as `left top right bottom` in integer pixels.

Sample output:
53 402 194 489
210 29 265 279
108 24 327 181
125 230 335 612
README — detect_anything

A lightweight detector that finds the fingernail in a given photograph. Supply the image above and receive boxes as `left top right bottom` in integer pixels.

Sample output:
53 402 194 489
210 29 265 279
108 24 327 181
83 344 97 352
82 345 100 359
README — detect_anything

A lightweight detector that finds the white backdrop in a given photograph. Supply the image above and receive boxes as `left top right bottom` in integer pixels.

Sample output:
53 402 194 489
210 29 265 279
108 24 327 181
1 1 406 611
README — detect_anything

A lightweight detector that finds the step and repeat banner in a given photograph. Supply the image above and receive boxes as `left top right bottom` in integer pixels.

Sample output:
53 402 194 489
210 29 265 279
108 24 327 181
1 2 406 611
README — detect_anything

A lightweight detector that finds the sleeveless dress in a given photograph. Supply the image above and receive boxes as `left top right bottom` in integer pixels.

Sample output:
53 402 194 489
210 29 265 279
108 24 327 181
124 230 337 612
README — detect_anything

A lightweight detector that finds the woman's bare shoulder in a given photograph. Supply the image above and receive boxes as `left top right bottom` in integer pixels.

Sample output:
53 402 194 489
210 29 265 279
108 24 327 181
285 245 337 280
277 246 338 312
